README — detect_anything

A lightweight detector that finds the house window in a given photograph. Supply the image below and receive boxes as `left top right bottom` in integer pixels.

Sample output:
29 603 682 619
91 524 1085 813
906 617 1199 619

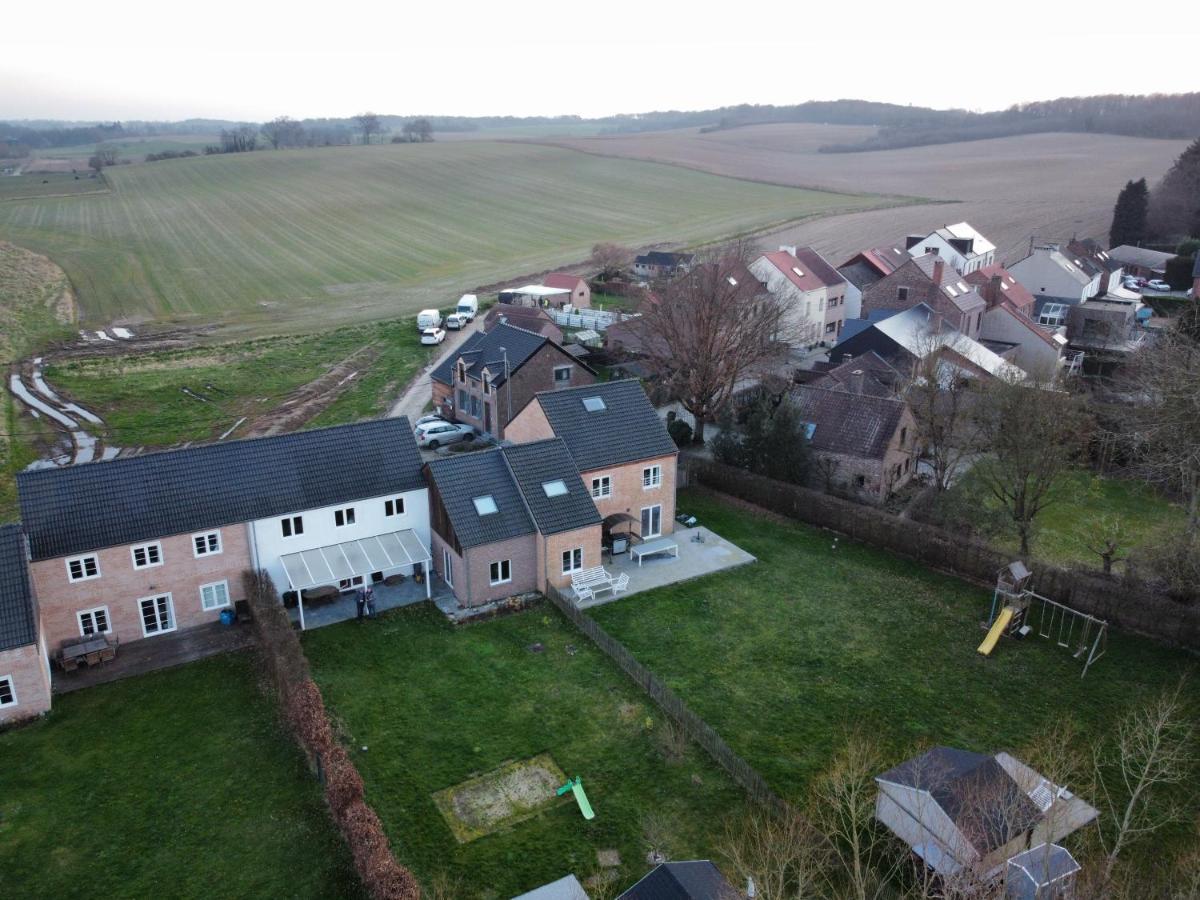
561 548 583 574
66 554 100 583
473 495 498 515
897 286 910 302
483 373 492 395
542 480 568 498
641 505 662 539
200 580 231 611
334 507 356 527
900 427 907 447
78 606 110 637
131 541 163 570
442 548 454 587
825 322 837 334
193 530 222 557
643 465 662 489
554 365 572 384
338 575 364 591
281 515 304 537
0 676 15 708
385 497 405 517
591 475 612 499
1039 303 1068 327
457 361 466 382
139 594 175 637
457 388 469 410
490 559 512 585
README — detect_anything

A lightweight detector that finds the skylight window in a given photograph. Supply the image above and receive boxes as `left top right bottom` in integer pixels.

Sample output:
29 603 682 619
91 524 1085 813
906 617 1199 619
945 285 958 297
542 480 568 498
791 266 805 277
1000 282 1009 290
1074 259 1083 266
957 281 968 292
472 495 498 516
727 276 738 286
582 397 606 412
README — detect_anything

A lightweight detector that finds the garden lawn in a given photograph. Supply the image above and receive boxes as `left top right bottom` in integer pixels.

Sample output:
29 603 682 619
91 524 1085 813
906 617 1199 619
953 467 1187 570
592 490 1197 807
0 652 359 899
303 602 750 898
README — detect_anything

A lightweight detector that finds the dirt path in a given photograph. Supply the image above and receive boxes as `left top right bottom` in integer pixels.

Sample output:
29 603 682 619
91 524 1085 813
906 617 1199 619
387 317 487 423
244 344 381 437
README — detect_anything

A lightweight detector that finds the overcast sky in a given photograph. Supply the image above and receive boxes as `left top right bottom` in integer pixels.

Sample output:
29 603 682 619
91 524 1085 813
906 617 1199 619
3 0 1196 122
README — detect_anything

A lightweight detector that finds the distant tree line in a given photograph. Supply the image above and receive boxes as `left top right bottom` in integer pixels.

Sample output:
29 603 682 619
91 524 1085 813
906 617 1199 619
1 121 124 158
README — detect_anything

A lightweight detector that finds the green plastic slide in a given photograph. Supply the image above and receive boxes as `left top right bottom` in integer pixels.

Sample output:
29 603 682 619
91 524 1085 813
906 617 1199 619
555 776 595 820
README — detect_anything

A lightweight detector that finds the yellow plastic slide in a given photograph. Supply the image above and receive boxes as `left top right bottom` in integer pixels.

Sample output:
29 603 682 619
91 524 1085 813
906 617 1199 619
978 607 1015 656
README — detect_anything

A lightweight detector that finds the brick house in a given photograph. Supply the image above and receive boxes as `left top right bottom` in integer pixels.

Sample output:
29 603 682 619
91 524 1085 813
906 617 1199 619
1066 239 1124 296
632 251 695 279
789 384 917 502
425 439 601 607
429 323 596 440
542 273 591 309
0 525 52 725
861 254 987 340
838 246 907 318
14 418 432 667
505 380 678 544
750 246 849 347
482 304 564 343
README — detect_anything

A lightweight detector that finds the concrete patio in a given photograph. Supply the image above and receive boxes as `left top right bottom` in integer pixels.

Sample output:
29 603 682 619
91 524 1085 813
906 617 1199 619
286 574 454 629
578 525 755 609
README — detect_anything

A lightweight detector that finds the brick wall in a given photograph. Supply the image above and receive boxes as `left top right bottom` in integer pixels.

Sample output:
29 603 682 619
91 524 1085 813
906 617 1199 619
30 524 253 653
539 525 603 592
0 641 52 725
582 454 677 537
431 531 539 607
862 262 973 334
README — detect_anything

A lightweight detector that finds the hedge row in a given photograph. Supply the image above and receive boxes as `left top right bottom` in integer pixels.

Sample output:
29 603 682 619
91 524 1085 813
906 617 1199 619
243 571 421 900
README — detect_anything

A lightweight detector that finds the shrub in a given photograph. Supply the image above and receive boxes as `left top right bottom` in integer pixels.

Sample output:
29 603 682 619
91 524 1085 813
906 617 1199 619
323 745 365 818
667 417 693 447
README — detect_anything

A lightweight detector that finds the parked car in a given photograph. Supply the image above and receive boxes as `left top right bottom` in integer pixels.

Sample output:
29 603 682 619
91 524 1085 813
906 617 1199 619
414 413 447 427
414 420 475 449
417 309 443 330
420 327 447 345
445 313 468 330
1145 279 1172 292
456 294 479 321
1122 276 1145 290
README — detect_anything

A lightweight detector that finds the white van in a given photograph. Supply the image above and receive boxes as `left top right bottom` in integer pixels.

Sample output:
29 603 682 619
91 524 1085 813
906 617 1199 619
456 294 479 321
416 309 443 331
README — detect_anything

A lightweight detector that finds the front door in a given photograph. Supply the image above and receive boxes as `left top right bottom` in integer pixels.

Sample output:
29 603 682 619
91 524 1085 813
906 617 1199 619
484 402 492 435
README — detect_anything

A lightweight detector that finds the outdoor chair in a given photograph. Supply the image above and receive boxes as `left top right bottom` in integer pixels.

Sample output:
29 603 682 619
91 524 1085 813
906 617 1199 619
611 573 630 595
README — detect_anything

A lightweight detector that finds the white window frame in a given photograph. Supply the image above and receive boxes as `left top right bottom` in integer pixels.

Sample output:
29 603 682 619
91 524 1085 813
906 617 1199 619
334 506 356 528
192 530 222 558
77 605 111 637
0 675 16 709
591 475 612 499
384 497 405 517
130 541 164 570
641 504 663 539
553 365 572 384
561 547 583 574
338 575 365 592
65 554 100 583
138 593 176 637
490 559 512 586
199 580 231 611
281 515 304 538
642 465 662 489
442 548 454 587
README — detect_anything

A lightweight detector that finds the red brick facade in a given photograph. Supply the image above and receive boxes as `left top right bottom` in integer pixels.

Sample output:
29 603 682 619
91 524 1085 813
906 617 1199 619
0 640 52 725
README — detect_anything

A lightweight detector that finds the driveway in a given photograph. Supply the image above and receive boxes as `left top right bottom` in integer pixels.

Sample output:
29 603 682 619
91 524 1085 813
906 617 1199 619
387 316 486 423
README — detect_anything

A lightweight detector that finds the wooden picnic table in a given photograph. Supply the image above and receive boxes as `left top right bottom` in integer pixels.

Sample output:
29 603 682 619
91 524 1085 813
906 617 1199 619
60 635 116 671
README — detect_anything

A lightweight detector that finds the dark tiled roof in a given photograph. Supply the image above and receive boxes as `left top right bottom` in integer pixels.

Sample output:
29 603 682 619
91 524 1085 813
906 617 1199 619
878 746 1041 854
425 449 535 550
0 525 36 651
811 351 904 398
17 418 424 562
635 251 693 267
502 439 601 536
790 385 906 460
531 379 677 471
619 861 735 900
838 260 886 291
430 323 548 388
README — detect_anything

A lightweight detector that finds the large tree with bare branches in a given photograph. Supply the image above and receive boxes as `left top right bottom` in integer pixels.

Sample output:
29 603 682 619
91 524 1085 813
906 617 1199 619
636 242 791 442
354 112 382 145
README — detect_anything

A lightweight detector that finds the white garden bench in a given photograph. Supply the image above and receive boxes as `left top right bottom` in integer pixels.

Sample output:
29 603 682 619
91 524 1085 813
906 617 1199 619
570 566 614 601
630 537 679 567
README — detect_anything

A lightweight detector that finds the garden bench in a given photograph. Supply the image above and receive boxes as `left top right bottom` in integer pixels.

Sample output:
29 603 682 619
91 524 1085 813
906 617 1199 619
570 566 614 601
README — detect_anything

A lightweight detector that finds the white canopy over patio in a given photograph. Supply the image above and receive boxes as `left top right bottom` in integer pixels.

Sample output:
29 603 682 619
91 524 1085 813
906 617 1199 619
279 529 432 628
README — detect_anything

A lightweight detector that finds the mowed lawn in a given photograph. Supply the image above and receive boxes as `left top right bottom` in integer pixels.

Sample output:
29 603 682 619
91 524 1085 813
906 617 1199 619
0 653 360 899
0 142 884 335
304 603 750 897
592 491 1197 800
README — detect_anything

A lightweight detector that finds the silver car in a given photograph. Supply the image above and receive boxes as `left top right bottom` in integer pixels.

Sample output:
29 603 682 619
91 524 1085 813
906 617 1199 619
414 420 475 449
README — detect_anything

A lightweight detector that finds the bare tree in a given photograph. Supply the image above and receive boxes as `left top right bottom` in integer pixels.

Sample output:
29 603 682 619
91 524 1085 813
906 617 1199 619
637 241 791 442
88 145 117 172
1092 678 1196 883
1078 512 1129 575
355 112 382 145
970 372 1091 557
261 116 305 150
591 242 632 280
719 808 832 899
400 118 434 142
904 337 984 492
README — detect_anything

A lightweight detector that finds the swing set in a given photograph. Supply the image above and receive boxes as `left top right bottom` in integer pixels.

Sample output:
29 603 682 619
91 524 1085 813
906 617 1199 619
982 563 1108 678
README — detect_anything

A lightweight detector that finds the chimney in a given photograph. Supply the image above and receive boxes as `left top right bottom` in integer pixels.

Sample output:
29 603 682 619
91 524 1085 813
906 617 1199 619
989 274 1003 307
779 244 798 257
932 258 945 287
850 369 865 395
930 309 944 334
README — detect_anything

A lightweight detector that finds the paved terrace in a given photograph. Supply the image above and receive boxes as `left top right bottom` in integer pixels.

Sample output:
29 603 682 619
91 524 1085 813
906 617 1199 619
286 575 454 629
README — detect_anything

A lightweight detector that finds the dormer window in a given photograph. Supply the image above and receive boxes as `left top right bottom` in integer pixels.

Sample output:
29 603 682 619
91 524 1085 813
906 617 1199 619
456 360 467 382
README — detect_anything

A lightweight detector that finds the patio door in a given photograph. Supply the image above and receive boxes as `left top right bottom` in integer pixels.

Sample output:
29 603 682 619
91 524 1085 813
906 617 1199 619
139 593 175 637
640 505 662 539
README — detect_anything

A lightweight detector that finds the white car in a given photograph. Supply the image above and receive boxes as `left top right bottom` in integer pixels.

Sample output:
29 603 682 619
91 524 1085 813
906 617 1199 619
1145 279 1172 292
414 420 475 449
444 313 468 330
414 413 447 428
420 327 447 345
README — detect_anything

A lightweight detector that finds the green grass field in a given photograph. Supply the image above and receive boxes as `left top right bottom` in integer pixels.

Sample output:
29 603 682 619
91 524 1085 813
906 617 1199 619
34 134 219 160
0 142 885 336
591 492 1197 842
0 172 109 201
303 603 750 897
0 653 360 899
